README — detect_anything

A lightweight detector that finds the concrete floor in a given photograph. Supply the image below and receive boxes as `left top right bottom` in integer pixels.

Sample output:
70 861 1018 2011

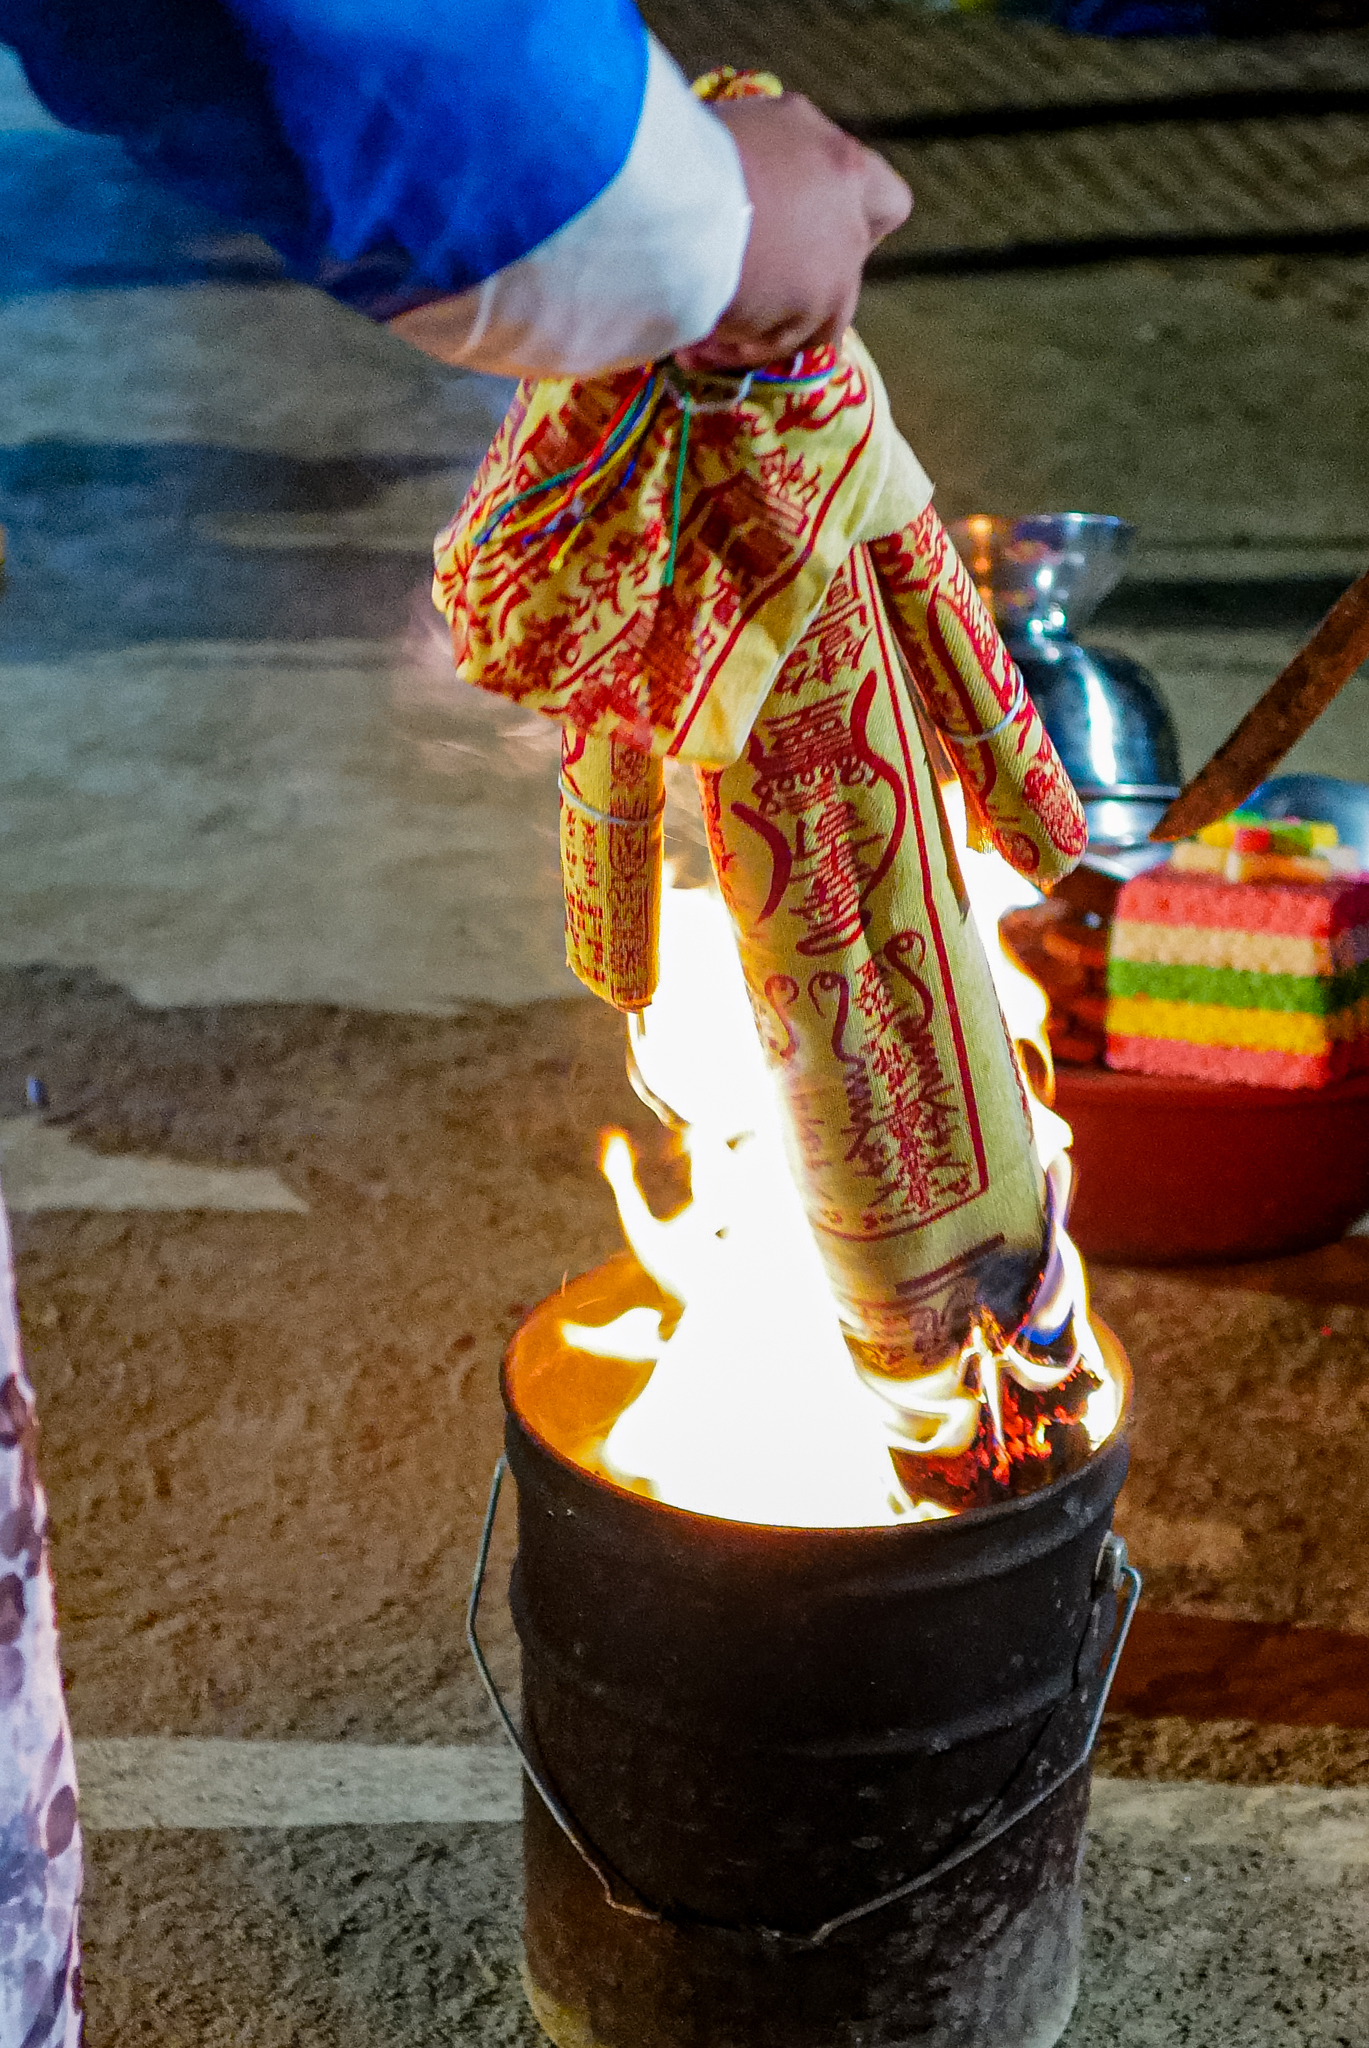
63 1776 1369 2047
2 25 1369 2048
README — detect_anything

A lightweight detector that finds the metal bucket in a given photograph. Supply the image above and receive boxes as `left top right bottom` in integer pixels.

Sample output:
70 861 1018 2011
470 1276 1137 2048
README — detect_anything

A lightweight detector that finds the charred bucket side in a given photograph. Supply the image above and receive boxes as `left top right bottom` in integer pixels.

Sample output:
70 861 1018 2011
472 1302 1136 2048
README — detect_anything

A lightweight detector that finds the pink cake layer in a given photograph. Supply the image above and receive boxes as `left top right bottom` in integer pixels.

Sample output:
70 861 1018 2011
1116 869 1369 938
1107 1033 1369 1090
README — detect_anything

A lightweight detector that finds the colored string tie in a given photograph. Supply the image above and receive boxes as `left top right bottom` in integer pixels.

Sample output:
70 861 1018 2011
469 356 836 591
471 367 662 554
658 359 829 586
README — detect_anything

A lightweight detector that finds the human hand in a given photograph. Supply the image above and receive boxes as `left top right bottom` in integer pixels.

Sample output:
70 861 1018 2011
674 93 910 372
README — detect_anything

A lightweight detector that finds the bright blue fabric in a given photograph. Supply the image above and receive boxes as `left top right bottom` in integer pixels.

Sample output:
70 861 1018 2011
0 0 648 313
234 0 648 294
0 0 318 262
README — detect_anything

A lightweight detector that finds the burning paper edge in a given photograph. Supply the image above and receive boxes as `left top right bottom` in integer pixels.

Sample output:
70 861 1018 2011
559 808 1122 1527
951 786 1122 1459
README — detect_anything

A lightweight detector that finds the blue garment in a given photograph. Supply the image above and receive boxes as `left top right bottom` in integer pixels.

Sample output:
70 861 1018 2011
1050 0 1211 25
0 0 648 314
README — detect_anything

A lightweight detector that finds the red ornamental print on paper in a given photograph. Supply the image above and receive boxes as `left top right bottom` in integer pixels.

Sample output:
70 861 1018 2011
730 569 908 958
559 728 663 1011
810 942 980 1239
433 342 883 764
1022 757 1089 856
870 508 1086 882
709 546 991 1245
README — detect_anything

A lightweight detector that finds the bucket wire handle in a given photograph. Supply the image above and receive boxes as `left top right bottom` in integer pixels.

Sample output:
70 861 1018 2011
468 1455 1141 1950
466 1456 661 1922
797 1529 1141 1947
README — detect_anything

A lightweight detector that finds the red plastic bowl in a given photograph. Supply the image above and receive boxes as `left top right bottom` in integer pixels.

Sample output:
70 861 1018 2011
1054 1066 1369 1265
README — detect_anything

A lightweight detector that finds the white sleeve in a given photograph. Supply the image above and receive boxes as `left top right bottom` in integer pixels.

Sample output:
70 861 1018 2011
386 38 752 378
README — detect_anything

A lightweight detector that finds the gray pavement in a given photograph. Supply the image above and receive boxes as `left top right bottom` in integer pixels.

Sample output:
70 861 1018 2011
1071 1781 1369 2048
71 1765 1369 2048
2 20 1369 2046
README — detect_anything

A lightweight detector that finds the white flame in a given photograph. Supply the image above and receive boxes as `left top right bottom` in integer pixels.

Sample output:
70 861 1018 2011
561 790 1121 1525
565 886 917 1526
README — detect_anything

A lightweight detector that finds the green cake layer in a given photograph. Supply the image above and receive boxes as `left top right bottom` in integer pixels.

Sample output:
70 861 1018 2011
1106 955 1369 1017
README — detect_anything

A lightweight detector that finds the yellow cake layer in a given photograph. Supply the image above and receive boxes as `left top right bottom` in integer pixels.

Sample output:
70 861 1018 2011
1107 992 1369 1055
1169 841 1339 885
1111 921 1330 977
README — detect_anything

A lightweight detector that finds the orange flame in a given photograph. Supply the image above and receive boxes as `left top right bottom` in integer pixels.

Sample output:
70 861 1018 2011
560 794 1122 1527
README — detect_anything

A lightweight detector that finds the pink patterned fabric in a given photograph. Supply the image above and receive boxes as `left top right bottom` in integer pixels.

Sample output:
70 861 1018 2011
0 1192 81 2047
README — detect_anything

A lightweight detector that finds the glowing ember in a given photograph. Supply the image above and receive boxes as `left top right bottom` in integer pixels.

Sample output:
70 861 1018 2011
560 796 1123 1528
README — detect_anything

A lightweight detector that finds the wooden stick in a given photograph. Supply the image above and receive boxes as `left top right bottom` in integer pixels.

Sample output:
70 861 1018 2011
1151 562 1369 842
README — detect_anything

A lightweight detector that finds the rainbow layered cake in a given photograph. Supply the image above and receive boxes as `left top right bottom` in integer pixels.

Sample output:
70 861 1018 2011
1106 813 1369 1088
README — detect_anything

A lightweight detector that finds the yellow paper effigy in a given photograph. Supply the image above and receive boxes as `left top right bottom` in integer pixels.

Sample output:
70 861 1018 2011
432 92 1086 1392
702 535 1062 1384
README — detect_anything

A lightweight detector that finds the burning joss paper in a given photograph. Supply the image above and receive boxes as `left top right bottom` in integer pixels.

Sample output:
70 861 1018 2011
433 80 1103 1509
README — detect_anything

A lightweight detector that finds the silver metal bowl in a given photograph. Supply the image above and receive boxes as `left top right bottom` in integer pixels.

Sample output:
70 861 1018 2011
949 512 1182 852
951 511 1135 642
